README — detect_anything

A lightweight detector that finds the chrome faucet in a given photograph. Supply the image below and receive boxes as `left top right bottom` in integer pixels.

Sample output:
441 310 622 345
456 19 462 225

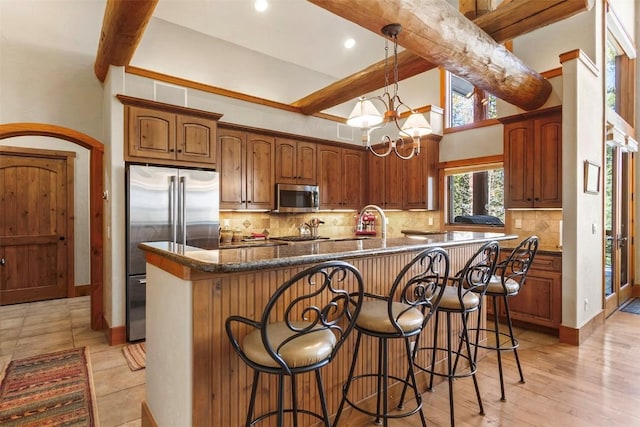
358 204 387 239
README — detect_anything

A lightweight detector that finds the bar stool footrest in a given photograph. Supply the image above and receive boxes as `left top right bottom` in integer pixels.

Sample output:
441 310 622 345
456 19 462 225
413 346 479 379
341 373 424 421
467 327 519 351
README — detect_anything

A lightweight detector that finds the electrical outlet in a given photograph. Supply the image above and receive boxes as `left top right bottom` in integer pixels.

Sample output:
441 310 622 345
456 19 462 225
584 298 589 312
428 217 434 226
515 219 522 229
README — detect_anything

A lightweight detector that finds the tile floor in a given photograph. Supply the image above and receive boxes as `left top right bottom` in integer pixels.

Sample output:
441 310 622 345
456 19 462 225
0 296 144 427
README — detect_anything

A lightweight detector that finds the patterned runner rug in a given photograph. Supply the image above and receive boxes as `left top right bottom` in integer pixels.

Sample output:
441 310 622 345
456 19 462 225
0 347 99 426
122 342 146 371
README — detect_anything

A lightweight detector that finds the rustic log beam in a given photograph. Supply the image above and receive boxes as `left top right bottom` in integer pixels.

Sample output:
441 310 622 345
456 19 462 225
308 0 553 111
94 0 158 82
298 0 591 114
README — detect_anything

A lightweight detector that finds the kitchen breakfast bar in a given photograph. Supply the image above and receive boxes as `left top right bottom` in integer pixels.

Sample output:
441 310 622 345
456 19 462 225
139 232 516 427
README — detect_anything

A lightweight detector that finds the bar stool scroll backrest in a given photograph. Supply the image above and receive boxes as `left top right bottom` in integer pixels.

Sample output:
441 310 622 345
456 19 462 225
257 261 364 373
388 247 450 335
497 235 539 295
448 241 501 312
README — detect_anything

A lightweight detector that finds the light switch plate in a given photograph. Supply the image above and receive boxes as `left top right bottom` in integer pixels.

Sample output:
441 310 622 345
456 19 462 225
514 219 522 229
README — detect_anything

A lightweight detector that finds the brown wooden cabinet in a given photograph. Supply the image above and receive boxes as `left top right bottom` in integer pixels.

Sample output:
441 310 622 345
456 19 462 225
218 128 274 210
120 95 222 168
275 138 317 185
402 138 439 210
501 107 562 208
488 251 562 330
317 145 364 210
367 152 403 209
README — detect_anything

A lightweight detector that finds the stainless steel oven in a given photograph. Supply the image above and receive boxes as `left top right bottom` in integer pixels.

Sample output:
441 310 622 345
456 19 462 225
275 184 319 213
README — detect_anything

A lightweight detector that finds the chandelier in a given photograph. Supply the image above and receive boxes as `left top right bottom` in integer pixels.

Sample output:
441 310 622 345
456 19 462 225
346 23 432 160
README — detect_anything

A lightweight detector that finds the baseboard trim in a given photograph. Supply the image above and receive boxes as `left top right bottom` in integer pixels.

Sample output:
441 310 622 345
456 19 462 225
74 284 91 297
558 310 605 345
141 400 158 427
103 315 127 346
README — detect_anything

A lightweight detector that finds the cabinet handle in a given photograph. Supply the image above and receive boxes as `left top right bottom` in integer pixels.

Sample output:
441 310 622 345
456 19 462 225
177 149 182 153
170 148 175 153
527 198 532 201
534 197 539 201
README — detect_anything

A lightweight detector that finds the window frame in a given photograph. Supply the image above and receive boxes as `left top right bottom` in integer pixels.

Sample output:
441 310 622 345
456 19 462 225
442 70 498 130
439 156 505 232
605 3 636 126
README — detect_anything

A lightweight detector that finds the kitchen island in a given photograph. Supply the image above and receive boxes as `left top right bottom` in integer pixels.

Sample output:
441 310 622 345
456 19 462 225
139 232 516 427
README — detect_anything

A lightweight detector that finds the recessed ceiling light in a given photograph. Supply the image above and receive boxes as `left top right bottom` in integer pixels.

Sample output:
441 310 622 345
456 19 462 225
254 0 268 12
344 38 356 49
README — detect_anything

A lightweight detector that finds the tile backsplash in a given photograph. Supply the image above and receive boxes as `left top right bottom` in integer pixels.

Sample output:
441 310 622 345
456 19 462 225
219 209 562 252
506 210 563 251
219 210 441 239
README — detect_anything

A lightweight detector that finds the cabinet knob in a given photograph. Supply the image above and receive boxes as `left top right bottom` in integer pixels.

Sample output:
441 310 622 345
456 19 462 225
177 149 182 153
170 148 175 153
534 197 539 201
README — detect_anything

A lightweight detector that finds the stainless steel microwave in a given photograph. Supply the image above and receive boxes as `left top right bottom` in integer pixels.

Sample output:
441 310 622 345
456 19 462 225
275 184 319 213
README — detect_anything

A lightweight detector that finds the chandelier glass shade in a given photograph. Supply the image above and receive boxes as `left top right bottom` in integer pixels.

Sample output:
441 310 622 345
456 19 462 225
346 23 432 159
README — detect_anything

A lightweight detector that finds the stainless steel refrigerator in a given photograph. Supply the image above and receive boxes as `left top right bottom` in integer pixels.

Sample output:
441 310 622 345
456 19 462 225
126 164 220 341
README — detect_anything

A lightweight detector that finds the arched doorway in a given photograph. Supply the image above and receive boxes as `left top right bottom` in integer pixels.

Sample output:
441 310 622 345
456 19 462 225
0 123 104 330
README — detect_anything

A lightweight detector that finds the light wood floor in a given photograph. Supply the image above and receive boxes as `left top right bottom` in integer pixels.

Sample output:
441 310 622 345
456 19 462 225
2 297 640 426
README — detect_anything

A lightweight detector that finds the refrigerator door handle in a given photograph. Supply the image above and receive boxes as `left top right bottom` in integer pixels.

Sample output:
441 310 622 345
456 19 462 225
170 175 177 245
180 176 187 247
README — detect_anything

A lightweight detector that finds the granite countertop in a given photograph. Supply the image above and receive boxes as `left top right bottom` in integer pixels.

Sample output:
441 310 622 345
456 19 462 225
140 231 518 274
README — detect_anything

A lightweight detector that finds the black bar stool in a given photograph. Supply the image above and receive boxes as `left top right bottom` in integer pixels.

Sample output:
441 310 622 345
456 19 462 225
413 241 500 427
470 235 539 401
225 260 364 427
334 247 450 427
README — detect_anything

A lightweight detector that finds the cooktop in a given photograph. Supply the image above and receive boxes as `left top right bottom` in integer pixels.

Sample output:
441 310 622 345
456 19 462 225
270 236 330 242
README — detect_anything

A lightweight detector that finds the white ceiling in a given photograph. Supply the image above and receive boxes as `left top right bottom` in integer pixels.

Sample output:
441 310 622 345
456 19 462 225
152 0 397 80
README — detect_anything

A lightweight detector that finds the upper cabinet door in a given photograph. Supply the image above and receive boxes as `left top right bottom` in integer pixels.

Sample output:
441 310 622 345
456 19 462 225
504 121 535 208
534 113 562 208
176 115 217 166
219 129 245 209
317 145 343 209
275 139 297 184
246 133 275 210
127 106 175 161
342 148 364 210
296 141 317 185
275 139 317 185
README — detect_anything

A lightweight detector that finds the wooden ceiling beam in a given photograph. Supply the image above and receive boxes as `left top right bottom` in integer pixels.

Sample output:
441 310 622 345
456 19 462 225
476 0 594 42
94 0 158 82
297 0 592 114
292 51 435 115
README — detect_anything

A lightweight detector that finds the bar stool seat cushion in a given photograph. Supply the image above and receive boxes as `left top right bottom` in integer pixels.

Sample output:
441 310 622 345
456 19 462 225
485 275 520 296
438 286 480 310
356 300 424 334
242 321 337 368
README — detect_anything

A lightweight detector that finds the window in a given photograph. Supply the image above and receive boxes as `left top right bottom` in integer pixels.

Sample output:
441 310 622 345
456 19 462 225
605 7 636 124
606 38 622 112
445 164 504 226
446 73 497 128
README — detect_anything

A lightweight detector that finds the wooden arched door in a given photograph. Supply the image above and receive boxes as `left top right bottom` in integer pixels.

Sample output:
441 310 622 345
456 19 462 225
0 123 104 330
